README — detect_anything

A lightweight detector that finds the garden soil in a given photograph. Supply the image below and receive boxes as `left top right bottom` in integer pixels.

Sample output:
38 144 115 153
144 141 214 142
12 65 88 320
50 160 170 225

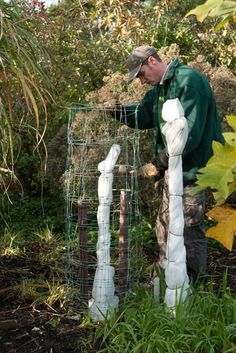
0 241 235 353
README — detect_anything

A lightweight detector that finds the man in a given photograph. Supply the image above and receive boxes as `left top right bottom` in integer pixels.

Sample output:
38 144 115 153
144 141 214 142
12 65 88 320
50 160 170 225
112 45 224 279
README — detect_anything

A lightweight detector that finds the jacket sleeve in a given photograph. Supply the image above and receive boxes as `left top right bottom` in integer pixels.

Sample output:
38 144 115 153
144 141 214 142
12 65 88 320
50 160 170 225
115 89 155 130
177 84 209 158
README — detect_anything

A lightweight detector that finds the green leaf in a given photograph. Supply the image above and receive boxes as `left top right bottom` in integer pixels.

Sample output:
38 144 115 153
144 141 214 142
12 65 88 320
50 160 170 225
186 0 236 28
186 0 224 22
206 141 236 168
223 133 236 147
193 141 236 204
214 15 232 30
189 184 207 195
197 165 233 200
209 0 236 18
226 115 236 132
212 191 226 205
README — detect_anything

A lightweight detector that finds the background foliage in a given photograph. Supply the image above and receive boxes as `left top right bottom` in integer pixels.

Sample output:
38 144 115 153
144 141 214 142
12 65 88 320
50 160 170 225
0 0 235 237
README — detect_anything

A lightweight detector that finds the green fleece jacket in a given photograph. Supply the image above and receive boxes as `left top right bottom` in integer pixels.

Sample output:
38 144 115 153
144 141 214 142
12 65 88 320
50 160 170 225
118 59 224 183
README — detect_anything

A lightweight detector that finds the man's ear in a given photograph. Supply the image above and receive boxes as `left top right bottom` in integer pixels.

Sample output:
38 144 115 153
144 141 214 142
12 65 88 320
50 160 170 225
148 55 157 65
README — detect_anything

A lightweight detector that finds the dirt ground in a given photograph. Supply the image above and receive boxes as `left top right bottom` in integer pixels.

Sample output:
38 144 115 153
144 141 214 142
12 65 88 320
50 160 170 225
0 243 235 353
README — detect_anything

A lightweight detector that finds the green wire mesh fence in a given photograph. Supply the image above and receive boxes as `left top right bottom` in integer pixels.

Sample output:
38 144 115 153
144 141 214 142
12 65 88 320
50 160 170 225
64 104 143 308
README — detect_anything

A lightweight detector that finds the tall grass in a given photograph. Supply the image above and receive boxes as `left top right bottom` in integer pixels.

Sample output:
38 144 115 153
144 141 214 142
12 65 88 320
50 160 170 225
0 2 52 190
95 283 236 353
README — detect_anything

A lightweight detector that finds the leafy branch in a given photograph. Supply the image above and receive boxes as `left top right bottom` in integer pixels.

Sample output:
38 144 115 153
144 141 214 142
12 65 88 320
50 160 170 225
186 0 236 31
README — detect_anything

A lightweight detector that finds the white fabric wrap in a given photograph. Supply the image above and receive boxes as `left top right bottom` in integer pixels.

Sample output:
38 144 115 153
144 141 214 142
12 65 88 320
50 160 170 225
89 144 120 320
161 98 190 309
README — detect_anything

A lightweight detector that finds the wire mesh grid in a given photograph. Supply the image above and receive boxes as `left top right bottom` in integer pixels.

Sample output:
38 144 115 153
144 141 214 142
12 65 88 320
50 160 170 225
64 104 143 309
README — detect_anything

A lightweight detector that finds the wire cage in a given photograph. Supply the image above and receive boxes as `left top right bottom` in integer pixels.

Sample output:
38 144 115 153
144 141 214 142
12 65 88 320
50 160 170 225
64 104 143 309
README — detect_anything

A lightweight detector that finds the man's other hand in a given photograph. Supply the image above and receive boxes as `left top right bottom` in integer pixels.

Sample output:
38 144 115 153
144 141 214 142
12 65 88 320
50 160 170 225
130 163 160 179
104 103 116 117
104 99 122 118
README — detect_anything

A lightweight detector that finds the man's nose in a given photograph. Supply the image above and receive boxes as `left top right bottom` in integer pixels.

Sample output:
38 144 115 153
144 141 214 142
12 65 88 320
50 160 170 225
139 77 146 85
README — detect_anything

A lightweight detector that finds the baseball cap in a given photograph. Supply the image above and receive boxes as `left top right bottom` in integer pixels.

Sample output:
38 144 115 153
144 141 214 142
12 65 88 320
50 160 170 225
127 45 157 84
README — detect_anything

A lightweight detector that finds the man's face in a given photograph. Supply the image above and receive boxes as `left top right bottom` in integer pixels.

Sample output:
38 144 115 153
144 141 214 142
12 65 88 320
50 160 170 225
137 56 163 86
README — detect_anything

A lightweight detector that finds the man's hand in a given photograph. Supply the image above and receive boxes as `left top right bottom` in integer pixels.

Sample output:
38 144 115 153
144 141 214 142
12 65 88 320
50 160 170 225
105 98 122 118
130 163 160 179
104 103 116 117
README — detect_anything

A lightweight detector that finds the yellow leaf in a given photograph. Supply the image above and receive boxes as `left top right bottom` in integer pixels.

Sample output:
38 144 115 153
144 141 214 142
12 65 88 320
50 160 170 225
206 205 236 250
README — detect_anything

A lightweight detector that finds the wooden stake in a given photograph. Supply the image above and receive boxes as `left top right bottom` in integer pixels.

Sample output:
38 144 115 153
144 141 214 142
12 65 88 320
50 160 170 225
78 200 89 300
118 165 129 298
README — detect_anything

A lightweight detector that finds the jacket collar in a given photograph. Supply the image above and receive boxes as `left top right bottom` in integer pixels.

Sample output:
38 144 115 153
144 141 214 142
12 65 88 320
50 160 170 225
161 59 180 83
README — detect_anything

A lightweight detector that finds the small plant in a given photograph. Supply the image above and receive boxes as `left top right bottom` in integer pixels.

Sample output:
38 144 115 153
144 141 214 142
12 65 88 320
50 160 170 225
44 279 68 308
0 231 21 256
13 277 68 310
34 227 66 271
36 226 56 244
13 278 48 303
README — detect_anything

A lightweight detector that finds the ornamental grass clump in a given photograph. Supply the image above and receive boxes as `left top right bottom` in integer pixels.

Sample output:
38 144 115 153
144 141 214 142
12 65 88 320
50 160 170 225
95 284 236 353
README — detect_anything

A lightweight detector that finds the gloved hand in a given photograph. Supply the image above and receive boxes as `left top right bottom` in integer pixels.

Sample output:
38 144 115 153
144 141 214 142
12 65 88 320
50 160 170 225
130 163 161 179
105 97 122 118
105 103 116 117
152 149 169 170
